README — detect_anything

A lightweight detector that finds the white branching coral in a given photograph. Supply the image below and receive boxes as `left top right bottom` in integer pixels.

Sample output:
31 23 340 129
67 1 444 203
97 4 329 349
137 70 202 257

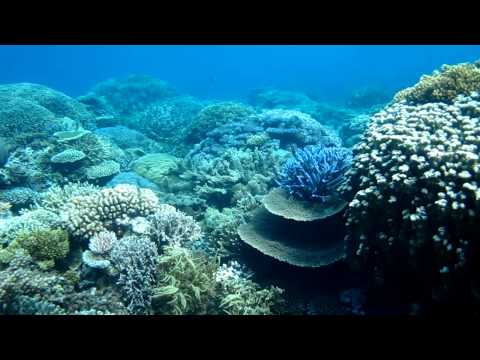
61 184 160 239
146 204 202 246
340 92 480 300
88 231 117 254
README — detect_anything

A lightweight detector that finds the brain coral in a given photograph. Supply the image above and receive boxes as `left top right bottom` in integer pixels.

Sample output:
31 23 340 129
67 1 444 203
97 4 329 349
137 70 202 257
61 184 160 239
340 92 480 302
393 60 480 105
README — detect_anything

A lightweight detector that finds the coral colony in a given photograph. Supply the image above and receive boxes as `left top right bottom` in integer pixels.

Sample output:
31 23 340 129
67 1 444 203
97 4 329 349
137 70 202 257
0 58 480 315
276 144 352 201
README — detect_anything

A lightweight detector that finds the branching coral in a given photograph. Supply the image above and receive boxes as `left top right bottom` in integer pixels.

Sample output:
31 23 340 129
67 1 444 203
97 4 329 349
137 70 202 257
277 145 352 201
201 206 247 256
152 244 219 315
88 231 117 255
183 146 287 207
393 60 480 104
146 204 202 247
109 235 158 314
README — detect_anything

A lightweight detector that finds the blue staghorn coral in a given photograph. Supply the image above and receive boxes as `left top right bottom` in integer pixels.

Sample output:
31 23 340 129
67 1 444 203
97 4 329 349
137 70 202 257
276 145 352 201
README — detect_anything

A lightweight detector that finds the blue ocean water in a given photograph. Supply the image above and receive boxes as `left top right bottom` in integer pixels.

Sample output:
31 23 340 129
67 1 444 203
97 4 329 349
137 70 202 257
0 45 479 102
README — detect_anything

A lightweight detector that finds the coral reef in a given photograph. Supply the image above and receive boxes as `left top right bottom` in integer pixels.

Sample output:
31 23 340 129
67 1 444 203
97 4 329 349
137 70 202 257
339 114 371 147
394 60 480 104
248 88 359 130
263 187 347 221
127 96 204 149
1 146 53 190
341 92 480 302
215 261 285 315
258 109 341 148
0 187 37 211
34 182 100 214
182 146 287 207
152 245 285 315
0 252 126 314
0 84 93 146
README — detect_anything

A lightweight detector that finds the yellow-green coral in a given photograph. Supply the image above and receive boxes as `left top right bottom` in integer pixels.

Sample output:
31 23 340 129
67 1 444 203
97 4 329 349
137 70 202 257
394 61 480 104
151 245 285 315
15 229 69 264
152 244 219 315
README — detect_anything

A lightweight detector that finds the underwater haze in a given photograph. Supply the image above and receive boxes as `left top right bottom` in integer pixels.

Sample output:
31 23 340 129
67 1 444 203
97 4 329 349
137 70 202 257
1 45 480 316
1 45 480 102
